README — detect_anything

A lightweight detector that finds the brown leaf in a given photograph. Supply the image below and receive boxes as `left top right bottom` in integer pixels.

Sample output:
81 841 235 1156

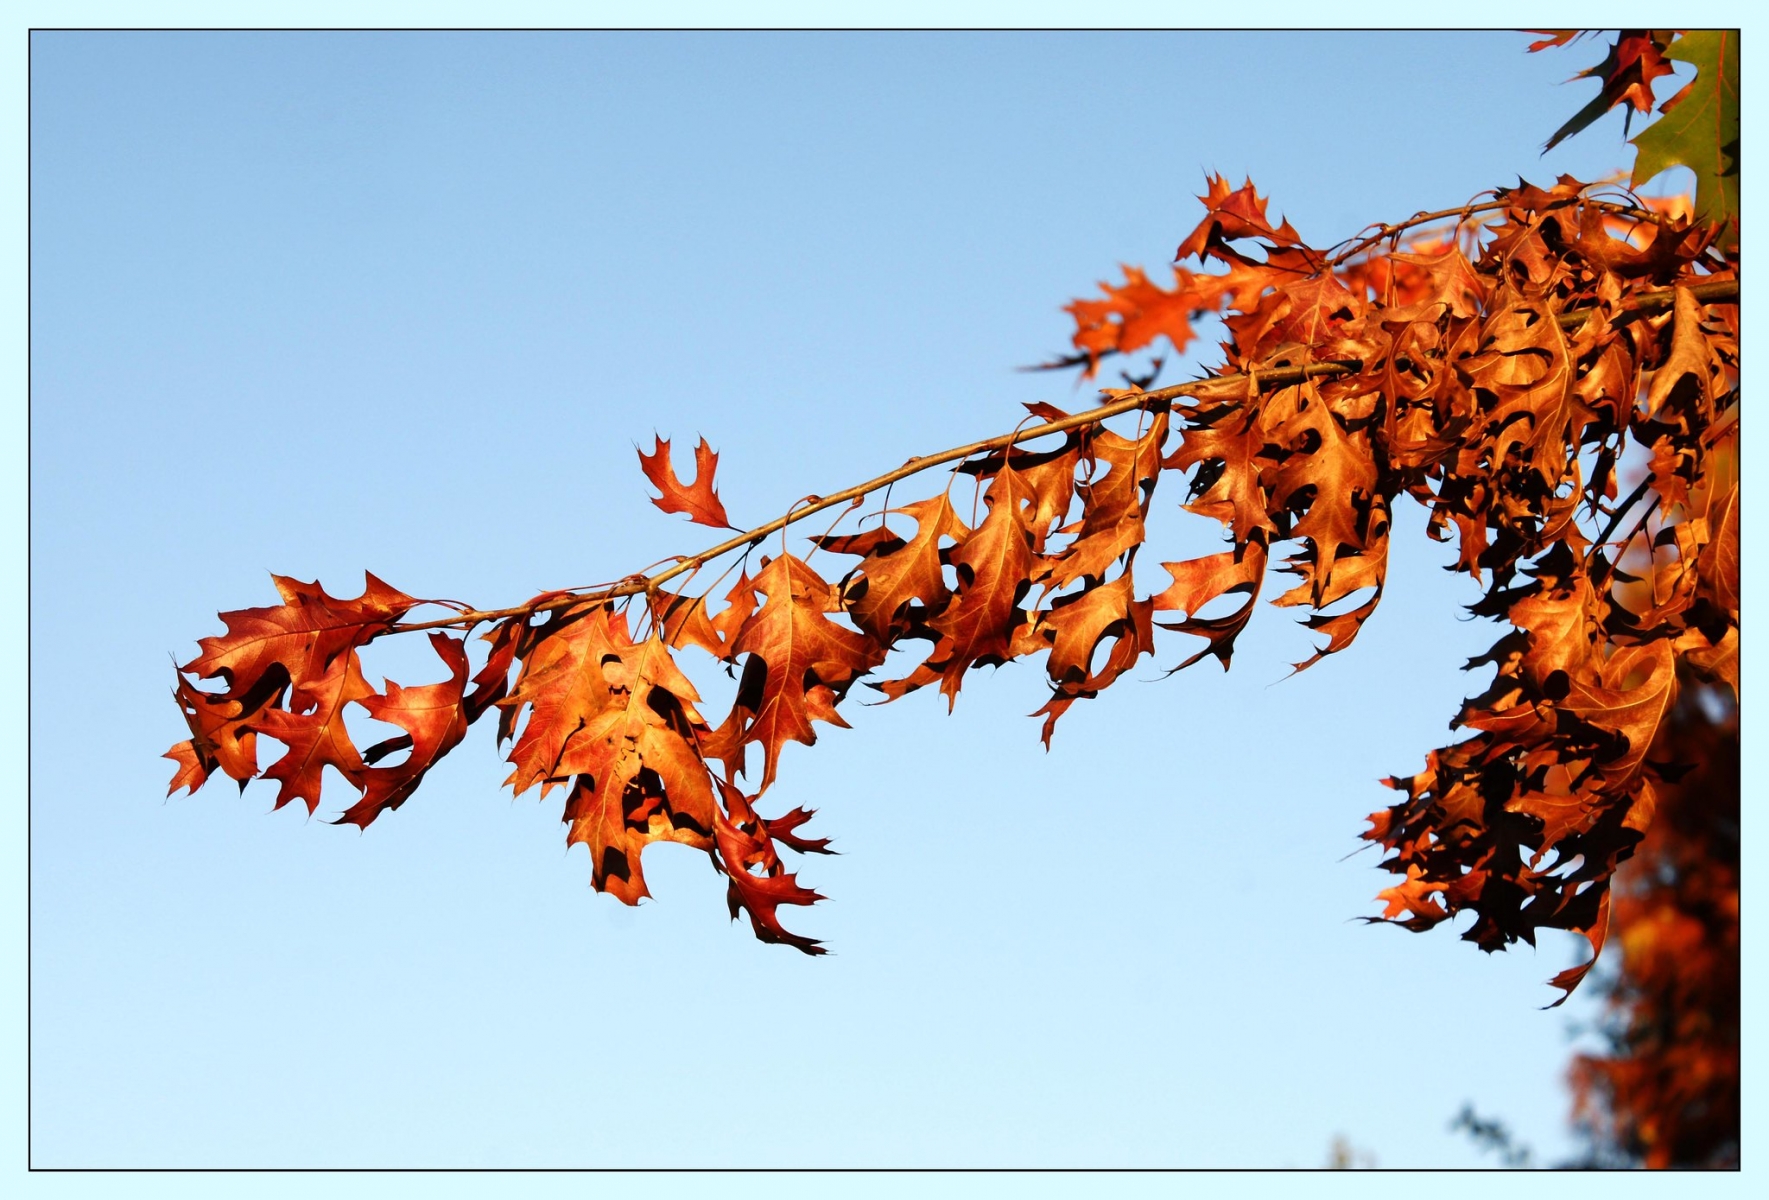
638 435 734 528
828 495 968 639
1151 543 1268 671
497 605 622 798
336 633 471 829
1174 174 1309 266
182 573 416 709
1046 411 1168 588
706 554 883 792
251 651 376 814
914 467 1040 705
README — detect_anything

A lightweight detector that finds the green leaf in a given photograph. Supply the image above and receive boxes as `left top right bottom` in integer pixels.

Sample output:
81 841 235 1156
1630 30 1739 239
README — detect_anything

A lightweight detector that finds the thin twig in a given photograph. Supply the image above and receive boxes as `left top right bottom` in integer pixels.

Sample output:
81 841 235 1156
1327 194 1673 267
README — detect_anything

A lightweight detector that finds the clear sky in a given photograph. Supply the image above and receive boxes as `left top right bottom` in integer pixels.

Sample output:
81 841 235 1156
26 26 1709 1172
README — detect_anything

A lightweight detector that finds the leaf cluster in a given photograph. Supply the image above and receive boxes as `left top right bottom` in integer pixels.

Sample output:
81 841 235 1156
168 166 1738 992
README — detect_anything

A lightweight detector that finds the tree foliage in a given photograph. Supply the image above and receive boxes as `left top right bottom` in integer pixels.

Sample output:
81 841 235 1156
165 31 1738 1163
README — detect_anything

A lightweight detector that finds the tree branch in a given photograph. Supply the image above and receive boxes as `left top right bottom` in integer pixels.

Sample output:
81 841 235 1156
392 278 1737 635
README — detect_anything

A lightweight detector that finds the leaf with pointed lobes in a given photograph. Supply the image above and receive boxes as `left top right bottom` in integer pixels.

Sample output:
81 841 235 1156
335 633 471 830
1342 241 1487 322
651 569 762 661
164 659 290 795
1374 864 1450 930
1045 410 1168 589
181 573 417 707
1263 385 1384 612
496 604 623 799
638 435 734 528
821 494 968 640
765 806 835 855
715 780 826 954
465 618 521 724
1027 570 1156 744
1645 287 1724 422
251 650 377 814
1174 174 1309 267
555 628 718 903
1460 290 1578 504
1061 265 1233 376
1151 541 1268 672
958 436 1081 553
1541 30 1676 151
649 588 724 656
1558 641 1678 788
703 554 884 794
879 465 1039 708
1226 271 1368 364
1164 393 1278 548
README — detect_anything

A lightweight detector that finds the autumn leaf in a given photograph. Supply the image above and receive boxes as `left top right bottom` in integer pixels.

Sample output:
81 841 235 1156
557 625 718 904
1174 174 1309 266
180 573 416 707
902 466 1039 706
497 603 623 798
1060 265 1232 376
820 494 968 640
251 651 377 813
335 633 471 830
714 782 826 955
638 435 734 528
705 553 883 792
167 573 416 800
1045 410 1167 589
1542 30 1677 151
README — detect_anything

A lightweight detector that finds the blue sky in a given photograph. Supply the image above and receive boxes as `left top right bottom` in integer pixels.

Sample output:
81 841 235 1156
24 26 1723 1172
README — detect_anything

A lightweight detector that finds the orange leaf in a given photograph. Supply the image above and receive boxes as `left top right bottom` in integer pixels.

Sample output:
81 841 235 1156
638 435 733 528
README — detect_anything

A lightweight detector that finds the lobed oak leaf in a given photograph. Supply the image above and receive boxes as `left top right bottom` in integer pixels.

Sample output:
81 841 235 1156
1029 571 1156 744
912 467 1040 705
638 435 734 528
558 622 717 902
1559 641 1678 787
182 573 415 701
465 619 522 725
497 605 623 798
335 633 471 830
826 495 968 640
959 439 1081 554
706 554 883 793
1174 174 1309 266
649 588 726 657
163 740 212 798
1045 412 1167 589
1644 287 1722 422
1226 273 1366 363
166 667 285 795
1356 245 1486 321
251 651 376 814
1374 864 1449 928
1264 384 1382 609
1062 265 1233 376
1165 398 1276 547
1150 542 1268 671
1543 30 1677 151
714 781 826 954
1629 31 1738 234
